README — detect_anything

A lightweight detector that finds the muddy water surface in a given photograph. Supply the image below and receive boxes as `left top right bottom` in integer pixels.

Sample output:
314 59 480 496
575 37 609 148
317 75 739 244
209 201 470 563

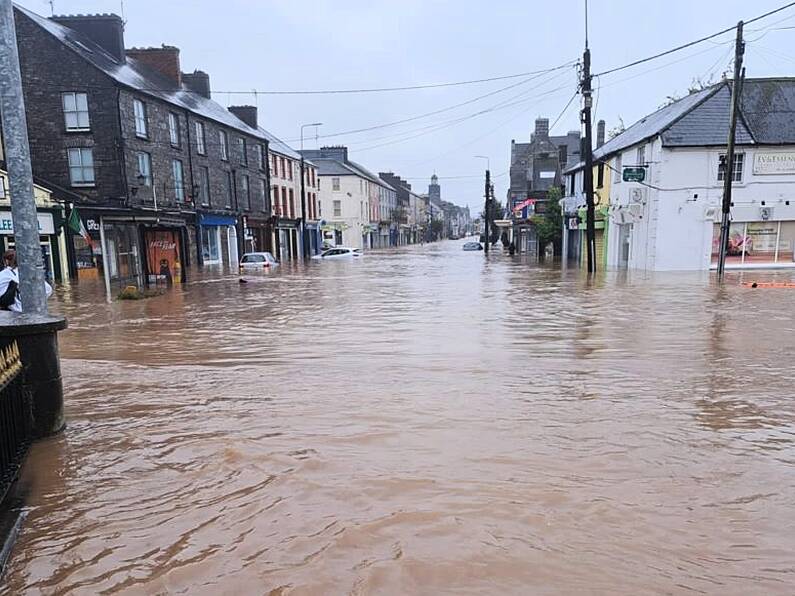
3 242 795 595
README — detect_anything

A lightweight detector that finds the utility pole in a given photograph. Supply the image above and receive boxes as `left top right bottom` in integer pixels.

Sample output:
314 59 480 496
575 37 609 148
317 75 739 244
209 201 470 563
717 21 745 279
484 169 491 253
581 46 596 273
300 122 321 259
0 0 48 314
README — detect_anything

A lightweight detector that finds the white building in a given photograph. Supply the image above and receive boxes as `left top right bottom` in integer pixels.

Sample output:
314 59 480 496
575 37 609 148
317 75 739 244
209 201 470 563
597 78 795 271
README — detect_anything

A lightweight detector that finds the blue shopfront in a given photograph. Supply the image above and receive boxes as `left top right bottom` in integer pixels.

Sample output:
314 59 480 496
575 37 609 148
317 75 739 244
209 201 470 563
198 213 239 268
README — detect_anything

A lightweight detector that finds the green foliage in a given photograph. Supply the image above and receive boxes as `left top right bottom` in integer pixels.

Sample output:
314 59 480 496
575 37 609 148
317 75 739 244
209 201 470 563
531 186 563 251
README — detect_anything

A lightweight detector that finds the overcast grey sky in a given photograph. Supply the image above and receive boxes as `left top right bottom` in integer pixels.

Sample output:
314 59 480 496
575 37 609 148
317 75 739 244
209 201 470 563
15 0 795 213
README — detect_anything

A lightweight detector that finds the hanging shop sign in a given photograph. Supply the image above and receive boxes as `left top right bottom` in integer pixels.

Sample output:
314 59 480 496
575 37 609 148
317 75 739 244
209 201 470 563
753 152 795 175
622 167 646 182
0 211 55 235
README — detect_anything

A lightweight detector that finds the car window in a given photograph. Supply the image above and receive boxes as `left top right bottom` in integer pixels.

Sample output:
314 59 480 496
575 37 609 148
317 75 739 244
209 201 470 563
242 254 265 263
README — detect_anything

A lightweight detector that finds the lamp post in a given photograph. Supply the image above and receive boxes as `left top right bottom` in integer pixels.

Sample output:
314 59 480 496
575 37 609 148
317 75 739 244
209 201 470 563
475 156 491 253
300 122 322 259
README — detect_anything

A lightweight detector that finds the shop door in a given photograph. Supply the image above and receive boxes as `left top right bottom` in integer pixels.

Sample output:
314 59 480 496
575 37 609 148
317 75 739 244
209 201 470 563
617 224 631 270
228 226 239 266
145 230 182 286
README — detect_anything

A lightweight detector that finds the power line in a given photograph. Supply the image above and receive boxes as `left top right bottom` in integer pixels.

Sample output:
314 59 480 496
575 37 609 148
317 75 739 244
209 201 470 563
230 63 577 95
594 0 795 77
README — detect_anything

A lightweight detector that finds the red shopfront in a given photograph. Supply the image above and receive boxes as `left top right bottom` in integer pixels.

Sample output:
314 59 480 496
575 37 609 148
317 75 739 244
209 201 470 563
144 229 184 286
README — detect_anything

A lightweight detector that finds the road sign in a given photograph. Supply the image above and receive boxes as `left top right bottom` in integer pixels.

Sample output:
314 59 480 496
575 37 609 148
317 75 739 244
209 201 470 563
622 167 646 182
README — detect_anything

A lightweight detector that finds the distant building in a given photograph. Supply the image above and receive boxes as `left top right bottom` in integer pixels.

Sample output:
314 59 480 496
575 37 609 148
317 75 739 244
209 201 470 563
508 118 580 255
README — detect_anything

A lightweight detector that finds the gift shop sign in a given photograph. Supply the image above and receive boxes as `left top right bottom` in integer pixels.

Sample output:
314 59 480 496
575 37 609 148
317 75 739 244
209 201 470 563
753 152 795 175
0 211 55 235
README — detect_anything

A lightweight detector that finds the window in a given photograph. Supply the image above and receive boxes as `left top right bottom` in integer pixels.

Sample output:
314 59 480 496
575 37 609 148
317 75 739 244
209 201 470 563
271 154 277 176
198 166 210 206
597 163 604 188
636 145 645 167
256 144 266 170
172 159 185 201
225 171 233 207
260 179 268 212
288 188 295 218
219 130 229 161
280 157 286 178
718 153 744 183
168 113 180 147
240 175 250 210
332 177 340 191
133 99 148 138
62 92 89 130
281 187 288 217
237 138 247 165
614 154 622 183
201 225 220 263
271 186 279 215
67 148 95 185
195 122 206 155
333 199 342 217
0 176 5 198
136 151 151 186
287 160 293 181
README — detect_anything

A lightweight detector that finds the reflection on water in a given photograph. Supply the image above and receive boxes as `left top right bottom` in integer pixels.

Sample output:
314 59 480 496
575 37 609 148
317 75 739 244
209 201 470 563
3 242 795 594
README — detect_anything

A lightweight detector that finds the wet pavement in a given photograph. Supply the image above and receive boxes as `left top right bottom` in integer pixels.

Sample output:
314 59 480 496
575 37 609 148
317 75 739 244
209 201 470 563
3 240 795 595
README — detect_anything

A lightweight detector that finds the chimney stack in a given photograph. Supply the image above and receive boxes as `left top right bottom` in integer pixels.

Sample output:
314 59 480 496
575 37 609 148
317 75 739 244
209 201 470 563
126 45 181 87
596 120 606 148
182 70 211 99
50 13 125 62
228 106 258 129
534 117 550 140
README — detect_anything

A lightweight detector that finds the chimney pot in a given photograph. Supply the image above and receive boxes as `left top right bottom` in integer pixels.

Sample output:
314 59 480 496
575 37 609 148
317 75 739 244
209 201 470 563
596 120 606 148
126 45 181 87
183 70 211 99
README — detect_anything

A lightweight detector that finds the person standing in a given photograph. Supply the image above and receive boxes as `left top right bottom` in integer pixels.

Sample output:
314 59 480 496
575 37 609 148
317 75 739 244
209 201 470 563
0 250 52 312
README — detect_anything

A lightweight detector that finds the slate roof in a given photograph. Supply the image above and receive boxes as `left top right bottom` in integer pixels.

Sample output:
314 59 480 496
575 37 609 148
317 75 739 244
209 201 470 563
594 78 795 159
257 128 301 160
17 5 265 140
308 158 361 177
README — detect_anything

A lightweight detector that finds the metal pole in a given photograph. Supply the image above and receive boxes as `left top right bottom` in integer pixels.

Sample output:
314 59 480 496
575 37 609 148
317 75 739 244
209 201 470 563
98 216 112 303
484 169 491 253
581 47 596 274
0 0 47 314
717 21 745 280
299 123 321 259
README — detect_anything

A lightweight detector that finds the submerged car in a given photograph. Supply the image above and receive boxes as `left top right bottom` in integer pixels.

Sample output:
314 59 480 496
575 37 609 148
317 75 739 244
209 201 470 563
239 252 279 271
312 247 363 260
462 241 483 251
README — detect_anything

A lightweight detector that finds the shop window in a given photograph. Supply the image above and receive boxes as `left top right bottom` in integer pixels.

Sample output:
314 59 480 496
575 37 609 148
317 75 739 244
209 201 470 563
201 225 221 263
712 220 795 265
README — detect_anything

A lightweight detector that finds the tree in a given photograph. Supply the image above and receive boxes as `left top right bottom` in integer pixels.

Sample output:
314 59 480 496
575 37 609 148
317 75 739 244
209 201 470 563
480 199 504 244
607 117 625 140
531 186 563 258
660 76 718 108
430 219 444 240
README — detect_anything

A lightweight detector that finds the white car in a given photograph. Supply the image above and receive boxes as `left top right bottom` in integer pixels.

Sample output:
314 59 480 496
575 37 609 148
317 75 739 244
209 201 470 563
312 247 363 260
239 252 279 271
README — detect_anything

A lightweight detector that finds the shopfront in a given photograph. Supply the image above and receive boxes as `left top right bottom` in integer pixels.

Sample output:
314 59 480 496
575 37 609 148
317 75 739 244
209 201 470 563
198 214 238 268
0 209 68 282
144 228 184 286
276 220 300 262
710 220 795 268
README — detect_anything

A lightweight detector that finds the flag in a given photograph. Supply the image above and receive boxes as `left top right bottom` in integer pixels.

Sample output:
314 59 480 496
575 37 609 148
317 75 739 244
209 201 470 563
67 208 93 248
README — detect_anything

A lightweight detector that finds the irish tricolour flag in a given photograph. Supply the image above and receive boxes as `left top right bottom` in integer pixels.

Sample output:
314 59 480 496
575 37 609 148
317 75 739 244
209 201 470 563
67 208 93 248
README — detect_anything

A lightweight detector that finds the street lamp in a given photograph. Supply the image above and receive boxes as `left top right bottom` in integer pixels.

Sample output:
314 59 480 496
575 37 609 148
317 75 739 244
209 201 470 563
300 122 322 259
475 156 491 253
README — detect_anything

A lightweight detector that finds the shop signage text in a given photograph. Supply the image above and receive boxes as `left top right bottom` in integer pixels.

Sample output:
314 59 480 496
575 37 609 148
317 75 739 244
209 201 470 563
622 167 646 182
0 211 55 235
753 152 795 175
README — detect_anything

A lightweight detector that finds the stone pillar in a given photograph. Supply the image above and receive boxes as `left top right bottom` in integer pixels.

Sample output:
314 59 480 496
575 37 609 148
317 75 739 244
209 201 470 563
0 312 67 437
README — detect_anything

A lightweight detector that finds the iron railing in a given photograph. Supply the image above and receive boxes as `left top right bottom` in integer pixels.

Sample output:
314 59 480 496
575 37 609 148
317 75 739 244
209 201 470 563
0 341 31 505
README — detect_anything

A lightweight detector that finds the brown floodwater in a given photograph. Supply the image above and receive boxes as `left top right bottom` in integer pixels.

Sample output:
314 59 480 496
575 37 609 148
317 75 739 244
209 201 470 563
3 241 795 595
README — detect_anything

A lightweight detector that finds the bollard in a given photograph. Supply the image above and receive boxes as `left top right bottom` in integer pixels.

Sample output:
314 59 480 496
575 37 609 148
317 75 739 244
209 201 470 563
0 312 67 437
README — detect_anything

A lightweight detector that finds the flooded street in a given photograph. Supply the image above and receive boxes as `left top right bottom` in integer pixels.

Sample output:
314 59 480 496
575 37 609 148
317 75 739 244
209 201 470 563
3 241 795 595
